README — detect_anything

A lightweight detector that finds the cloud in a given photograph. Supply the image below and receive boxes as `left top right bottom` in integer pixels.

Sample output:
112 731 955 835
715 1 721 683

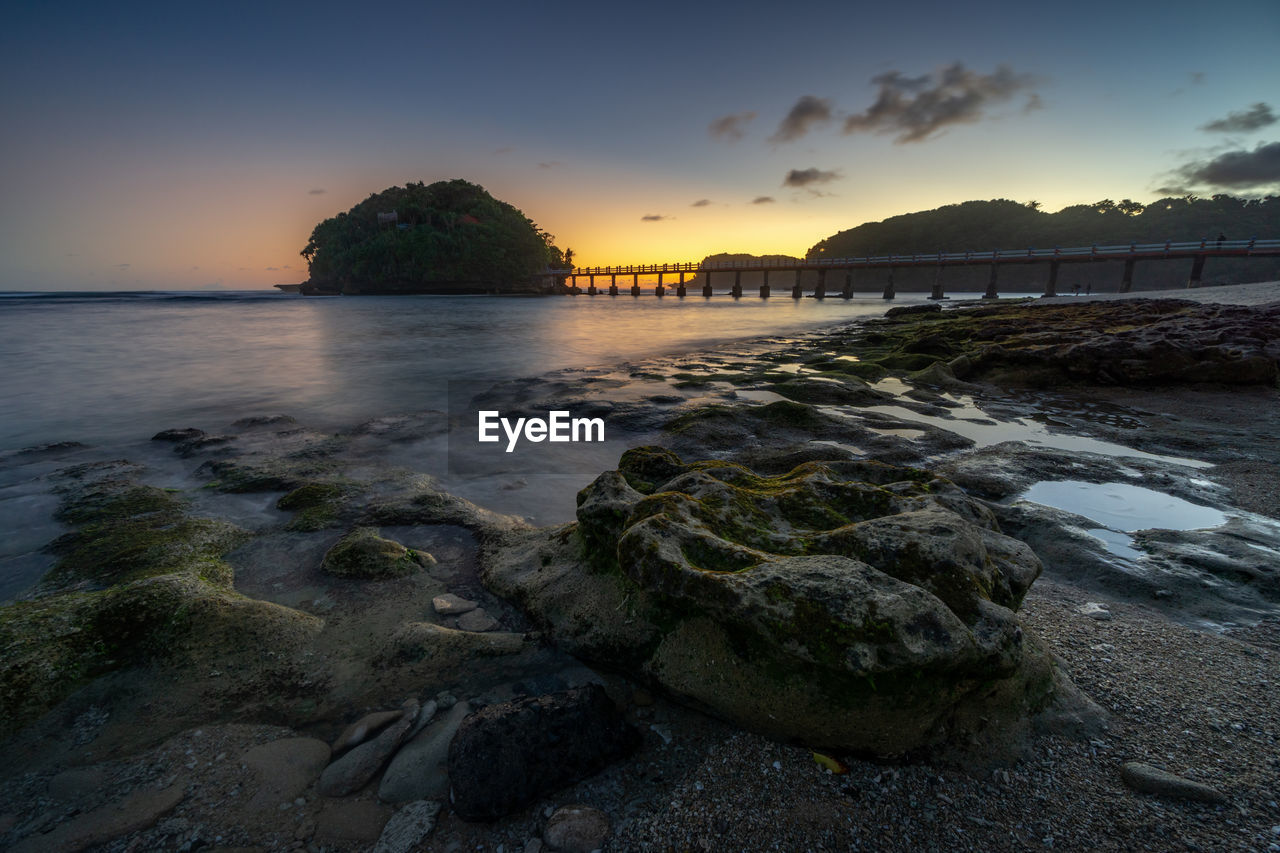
691 199 712 207
1166 141 1280 191
538 161 562 170
783 168 842 188
1200 103 1276 133
708 111 757 142
308 188 327 195
842 63 1039 143
768 96 833 144
641 214 668 222
751 196 776 205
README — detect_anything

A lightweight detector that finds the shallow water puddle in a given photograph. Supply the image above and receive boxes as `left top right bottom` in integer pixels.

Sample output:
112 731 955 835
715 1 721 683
1022 480 1228 532
1021 480 1230 560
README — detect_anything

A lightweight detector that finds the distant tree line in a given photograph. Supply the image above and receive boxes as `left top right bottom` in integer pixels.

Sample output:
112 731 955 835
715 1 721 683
807 195 1278 258
301 180 570 293
689 195 1277 293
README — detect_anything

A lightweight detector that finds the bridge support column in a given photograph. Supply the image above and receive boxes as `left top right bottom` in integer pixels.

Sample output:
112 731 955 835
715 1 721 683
842 271 852 299
760 269 771 299
930 266 945 300
732 271 742 298
631 273 640 296
791 269 802 299
702 271 713 297
587 275 597 296
1044 260 1059 297
815 269 826 298
882 268 895 300
983 264 999 299
609 274 618 296
677 272 686 298
1187 254 1206 288
1120 258 1136 293
656 273 665 297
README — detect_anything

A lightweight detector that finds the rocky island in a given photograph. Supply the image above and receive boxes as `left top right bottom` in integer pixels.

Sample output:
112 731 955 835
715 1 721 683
299 180 570 295
1 284 1278 851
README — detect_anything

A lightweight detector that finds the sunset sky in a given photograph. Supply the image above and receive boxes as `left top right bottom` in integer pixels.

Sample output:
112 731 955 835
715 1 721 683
2 0 1277 290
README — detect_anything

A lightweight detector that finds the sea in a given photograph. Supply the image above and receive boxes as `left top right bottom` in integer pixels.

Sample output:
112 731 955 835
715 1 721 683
0 288 1038 600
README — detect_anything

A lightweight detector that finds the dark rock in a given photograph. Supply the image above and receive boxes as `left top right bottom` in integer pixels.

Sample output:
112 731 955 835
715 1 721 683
1120 761 1227 803
321 528 433 579
152 428 205 442
447 685 641 820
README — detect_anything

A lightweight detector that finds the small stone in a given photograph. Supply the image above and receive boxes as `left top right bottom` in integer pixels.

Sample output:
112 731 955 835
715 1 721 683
524 839 544 853
432 594 477 615
369 800 441 853
456 608 498 632
319 699 419 797
1078 602 1112 621
543 805 609 853
378 701 469 804
333 710 404 754
241 738 332 813
1120 762 1227 803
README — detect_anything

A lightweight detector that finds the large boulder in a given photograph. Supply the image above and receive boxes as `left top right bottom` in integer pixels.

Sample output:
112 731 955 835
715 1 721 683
485 447 1079 760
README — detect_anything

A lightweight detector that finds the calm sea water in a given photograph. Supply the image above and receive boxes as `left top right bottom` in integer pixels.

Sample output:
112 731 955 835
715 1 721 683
0 289 962 451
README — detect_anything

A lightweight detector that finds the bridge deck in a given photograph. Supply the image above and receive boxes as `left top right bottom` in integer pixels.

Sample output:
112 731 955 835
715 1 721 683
559 239 1280 277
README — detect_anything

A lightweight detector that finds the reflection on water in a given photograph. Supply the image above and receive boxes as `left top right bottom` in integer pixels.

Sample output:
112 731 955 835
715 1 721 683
0 291 941 450
1022 480 1229 533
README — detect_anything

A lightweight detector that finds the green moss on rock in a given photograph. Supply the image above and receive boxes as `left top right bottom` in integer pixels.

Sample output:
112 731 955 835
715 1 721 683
320 527 433 579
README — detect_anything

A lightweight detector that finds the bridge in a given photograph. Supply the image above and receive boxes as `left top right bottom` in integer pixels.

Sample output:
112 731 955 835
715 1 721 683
548 238 1280 299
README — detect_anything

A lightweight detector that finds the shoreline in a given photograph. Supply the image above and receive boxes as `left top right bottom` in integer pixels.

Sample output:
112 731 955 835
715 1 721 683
2 291 1280 851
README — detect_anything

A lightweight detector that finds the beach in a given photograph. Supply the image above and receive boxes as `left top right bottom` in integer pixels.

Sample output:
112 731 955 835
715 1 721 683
2 283 1279 852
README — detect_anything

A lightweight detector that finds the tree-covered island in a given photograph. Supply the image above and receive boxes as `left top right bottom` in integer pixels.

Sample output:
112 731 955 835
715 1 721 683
300 179 571 294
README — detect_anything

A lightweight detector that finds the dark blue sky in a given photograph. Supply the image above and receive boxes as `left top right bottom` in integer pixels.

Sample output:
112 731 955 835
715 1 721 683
3 0 1277 288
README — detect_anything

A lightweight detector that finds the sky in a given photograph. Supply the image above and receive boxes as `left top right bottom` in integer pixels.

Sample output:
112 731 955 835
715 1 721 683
1 0 1277 290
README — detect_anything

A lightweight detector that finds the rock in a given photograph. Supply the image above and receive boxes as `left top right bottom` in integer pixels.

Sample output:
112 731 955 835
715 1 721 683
1120 762 1227 803
332 710 405 754
378 622 525 667
318 698 419 797
321 527 431 579
378 701 470 804
1079 602 1113 621
484 449 1074 759
447 685 640 821
314 798 393 842
46 767 109 801
152 427 206 442
543 805 610 853
432 593 477 615
11 778 186 853
524 838 544 853
369 800 442 853
241 737 332 811
456 608 498 632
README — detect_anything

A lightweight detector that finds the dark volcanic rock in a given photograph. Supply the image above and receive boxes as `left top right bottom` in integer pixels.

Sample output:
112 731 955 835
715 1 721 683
447 685 640 820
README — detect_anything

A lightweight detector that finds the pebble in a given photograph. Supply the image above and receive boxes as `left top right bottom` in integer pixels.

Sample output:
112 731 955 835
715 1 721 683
1120 762 1227 803
318 699 419 798
378 701 470 803
543 805 610 853
432 594 477 615
332 710 404 754
457 608 499 632
1078 602 1113 621
369 800 441 853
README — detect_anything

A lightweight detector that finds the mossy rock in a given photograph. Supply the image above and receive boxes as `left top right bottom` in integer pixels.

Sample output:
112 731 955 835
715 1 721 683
321 527 434 579
277 482 350 531
489 449 1070 759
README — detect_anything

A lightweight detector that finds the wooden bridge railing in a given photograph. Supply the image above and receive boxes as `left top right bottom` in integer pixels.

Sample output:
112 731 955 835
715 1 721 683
565 238 1280 276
